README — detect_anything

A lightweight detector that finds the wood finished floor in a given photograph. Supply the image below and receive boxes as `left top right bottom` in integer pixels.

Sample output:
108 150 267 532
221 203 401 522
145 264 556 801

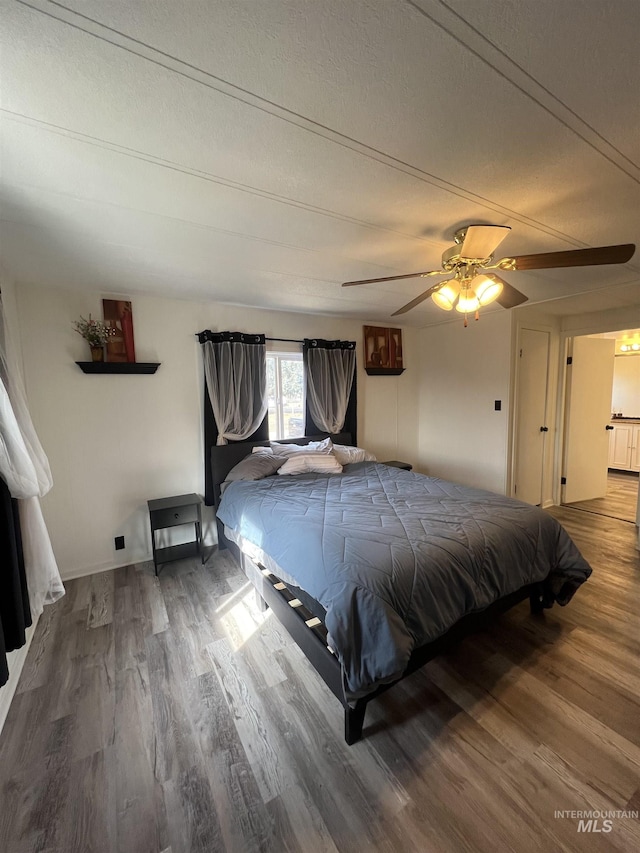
1 508 639 853
565 471 639 524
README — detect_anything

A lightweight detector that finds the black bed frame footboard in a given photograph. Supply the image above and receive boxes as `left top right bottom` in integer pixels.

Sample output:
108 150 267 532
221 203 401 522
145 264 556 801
226 537 545 745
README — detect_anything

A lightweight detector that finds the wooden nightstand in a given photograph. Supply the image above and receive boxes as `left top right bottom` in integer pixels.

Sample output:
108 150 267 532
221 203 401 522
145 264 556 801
148 493 204 575
383 460 412 471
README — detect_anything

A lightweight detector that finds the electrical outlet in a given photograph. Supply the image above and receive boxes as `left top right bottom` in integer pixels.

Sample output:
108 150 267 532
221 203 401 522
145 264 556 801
114 535 125 551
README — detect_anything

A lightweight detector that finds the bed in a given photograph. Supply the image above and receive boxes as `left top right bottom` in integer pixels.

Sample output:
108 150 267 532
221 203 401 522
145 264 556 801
212 435 592 744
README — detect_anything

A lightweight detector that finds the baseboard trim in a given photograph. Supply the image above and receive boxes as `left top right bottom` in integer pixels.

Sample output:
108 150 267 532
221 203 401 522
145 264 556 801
0 615 40 736
60 559 145 582
60 535 216 581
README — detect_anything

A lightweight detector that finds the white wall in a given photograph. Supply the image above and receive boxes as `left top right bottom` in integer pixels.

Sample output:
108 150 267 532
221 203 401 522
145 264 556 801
612 355 640 416
14 282 420 579
417 310 513 494
561 305 640 338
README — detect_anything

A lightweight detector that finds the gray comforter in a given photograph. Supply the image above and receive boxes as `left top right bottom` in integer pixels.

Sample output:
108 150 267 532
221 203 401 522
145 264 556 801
217 462 592 700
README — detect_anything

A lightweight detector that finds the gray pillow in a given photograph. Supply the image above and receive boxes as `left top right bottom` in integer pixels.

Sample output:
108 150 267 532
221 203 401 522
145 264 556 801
224 453 284 484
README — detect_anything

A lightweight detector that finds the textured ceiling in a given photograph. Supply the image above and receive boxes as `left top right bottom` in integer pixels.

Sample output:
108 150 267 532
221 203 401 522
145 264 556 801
1 0 639 327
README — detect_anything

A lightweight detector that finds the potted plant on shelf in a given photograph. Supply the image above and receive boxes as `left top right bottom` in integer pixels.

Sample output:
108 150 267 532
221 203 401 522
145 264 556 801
73 315 115 362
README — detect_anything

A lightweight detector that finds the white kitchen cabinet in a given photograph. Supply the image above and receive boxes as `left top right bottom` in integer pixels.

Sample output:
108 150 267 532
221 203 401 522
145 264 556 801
631 426 640 472
608 423 640 471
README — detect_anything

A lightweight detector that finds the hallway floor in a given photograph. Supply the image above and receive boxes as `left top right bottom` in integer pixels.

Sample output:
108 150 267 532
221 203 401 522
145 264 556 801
564 470 638 523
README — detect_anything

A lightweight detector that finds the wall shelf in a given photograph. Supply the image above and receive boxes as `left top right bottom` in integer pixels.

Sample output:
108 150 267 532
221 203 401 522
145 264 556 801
364 367 405 376
76 362 161 374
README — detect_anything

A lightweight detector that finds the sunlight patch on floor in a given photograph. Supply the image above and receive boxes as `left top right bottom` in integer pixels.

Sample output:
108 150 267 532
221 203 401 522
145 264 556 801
219 586 272 650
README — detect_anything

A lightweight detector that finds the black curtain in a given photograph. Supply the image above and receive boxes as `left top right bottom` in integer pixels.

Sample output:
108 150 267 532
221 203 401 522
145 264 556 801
0 476 31 688
198 331 269 506
303 339 357 444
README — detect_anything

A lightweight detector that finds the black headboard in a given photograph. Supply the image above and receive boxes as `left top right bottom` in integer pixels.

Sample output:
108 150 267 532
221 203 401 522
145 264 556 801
211 432 352 509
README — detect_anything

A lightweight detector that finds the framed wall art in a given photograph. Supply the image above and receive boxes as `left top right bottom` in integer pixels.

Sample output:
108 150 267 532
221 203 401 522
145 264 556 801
363 325 405 375
103 299 136 363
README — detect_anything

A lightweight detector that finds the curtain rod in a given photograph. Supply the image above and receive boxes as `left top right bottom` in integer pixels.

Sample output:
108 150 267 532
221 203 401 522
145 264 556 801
195 333 303 343
196 335 354 346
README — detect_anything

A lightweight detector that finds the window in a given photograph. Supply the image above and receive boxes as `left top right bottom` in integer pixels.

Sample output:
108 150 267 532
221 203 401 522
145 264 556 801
266 352 305 439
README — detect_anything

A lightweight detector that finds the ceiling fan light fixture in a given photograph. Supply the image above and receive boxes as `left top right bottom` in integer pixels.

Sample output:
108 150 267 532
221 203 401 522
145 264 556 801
341 224 633 322
455 289 480 314
431 279 460 311
473 274 504 306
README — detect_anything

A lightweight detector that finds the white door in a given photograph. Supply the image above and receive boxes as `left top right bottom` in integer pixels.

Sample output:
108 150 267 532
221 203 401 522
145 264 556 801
563 337 616 503
514 328 550 505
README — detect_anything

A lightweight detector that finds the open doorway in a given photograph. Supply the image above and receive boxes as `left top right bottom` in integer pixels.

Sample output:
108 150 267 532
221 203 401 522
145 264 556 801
561 328 639 523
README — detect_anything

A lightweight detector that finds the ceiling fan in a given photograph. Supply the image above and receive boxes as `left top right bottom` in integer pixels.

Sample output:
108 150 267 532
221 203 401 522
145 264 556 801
342 225 636 325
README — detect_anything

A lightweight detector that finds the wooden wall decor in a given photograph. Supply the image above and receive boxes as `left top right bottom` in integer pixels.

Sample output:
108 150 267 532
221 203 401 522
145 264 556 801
363 326 405 375
103 299 136 363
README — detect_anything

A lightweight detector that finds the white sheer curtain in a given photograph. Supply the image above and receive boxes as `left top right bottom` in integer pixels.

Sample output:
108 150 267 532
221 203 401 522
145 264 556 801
0 294 64 617
201 333 268 444
304 340 356 434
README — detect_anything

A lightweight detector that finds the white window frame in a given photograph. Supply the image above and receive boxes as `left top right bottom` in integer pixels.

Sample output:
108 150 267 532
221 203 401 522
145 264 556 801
266 351 305 440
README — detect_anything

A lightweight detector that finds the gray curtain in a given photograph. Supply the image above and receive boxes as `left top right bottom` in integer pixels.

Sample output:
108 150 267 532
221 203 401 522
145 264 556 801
198 331 269 505
199 331 268 445
303 339 356 435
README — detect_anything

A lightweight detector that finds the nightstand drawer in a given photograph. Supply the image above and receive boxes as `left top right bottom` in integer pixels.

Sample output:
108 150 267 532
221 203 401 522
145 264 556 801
383 460 412 471
151 503 199 529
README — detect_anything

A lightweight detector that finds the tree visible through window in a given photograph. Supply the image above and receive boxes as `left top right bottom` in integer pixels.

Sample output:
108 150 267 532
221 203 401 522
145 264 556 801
266 353 305 439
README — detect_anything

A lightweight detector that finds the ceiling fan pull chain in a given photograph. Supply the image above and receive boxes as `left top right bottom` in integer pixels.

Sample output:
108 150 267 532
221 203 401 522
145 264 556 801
475 310 480 322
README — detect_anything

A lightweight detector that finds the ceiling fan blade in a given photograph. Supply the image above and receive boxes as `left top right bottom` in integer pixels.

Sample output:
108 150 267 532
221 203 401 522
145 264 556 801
342 269 445 286
460 224 511 259
506 243 635 271
391 284 441 316
493 276 529 309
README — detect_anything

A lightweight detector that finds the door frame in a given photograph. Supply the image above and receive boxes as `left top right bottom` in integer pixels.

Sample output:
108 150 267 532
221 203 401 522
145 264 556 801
510 305 640 548
511 314 637 507
554 325 640 517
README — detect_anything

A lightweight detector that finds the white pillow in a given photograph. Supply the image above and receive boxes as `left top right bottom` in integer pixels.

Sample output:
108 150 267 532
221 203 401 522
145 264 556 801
277 452 343 475
332 444 377 465
269 437 333 456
